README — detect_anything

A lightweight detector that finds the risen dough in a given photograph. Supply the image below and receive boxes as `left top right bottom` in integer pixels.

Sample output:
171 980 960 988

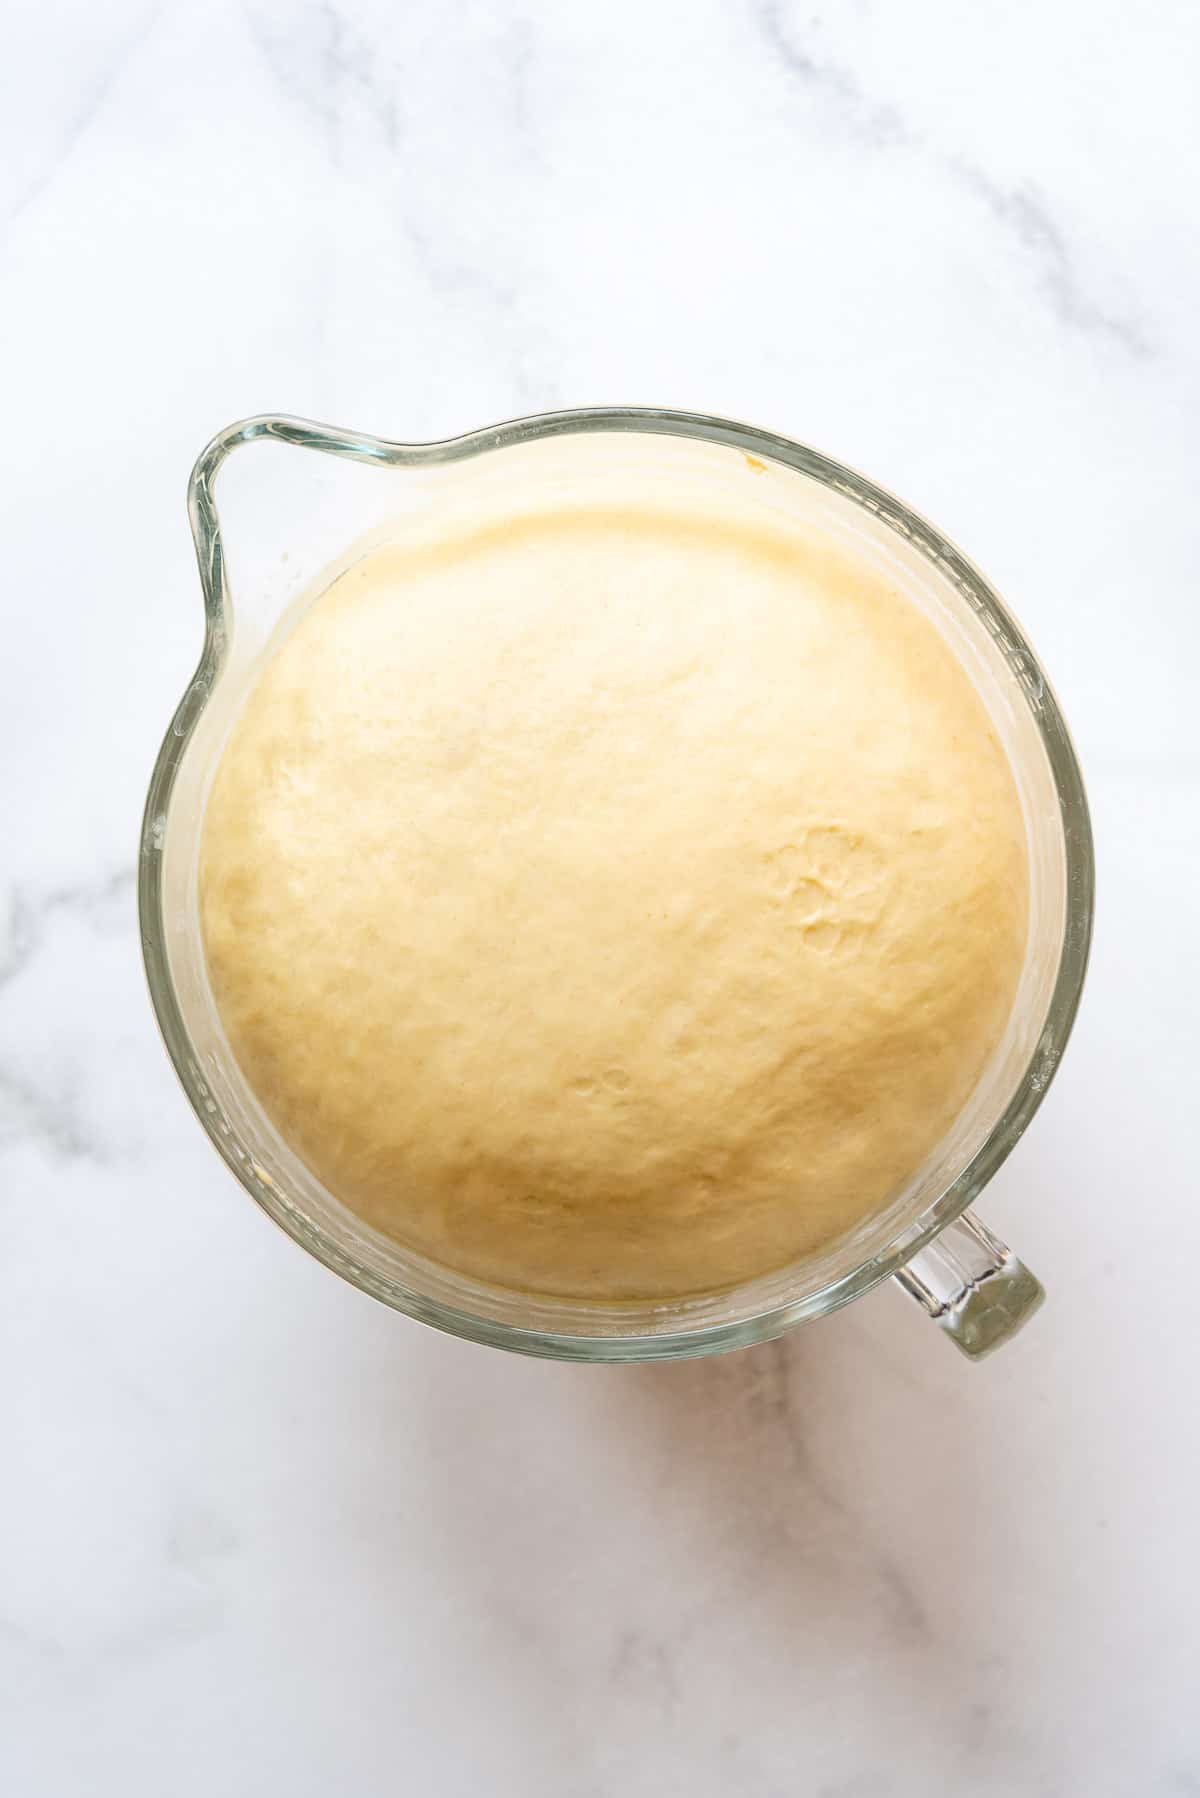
200 488 1027 1299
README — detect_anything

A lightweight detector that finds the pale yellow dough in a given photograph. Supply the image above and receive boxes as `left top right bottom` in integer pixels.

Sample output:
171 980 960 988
200 492 1028 1299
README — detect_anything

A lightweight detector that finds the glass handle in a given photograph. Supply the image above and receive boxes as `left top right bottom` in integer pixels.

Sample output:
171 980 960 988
892 1210 1044 1359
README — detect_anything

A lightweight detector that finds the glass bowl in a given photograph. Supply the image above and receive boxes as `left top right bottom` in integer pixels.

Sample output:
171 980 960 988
139 408 1093 1362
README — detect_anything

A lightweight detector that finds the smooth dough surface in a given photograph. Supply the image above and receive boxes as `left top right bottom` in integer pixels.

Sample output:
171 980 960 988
200 493 1028 1299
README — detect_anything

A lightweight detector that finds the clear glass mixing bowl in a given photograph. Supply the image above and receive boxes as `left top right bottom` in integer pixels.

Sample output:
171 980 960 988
139 408 1093 1361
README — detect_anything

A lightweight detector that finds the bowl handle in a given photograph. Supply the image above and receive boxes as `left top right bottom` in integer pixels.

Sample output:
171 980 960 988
892 1210 1044 1359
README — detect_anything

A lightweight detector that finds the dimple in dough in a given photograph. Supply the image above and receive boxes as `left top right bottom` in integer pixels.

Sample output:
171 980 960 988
200 491 1029 1300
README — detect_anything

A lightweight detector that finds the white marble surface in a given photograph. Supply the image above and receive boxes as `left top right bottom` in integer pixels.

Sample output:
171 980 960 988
3 2 1199 1792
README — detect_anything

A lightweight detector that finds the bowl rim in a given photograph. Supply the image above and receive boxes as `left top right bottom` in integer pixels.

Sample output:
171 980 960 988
139 406 1094 1362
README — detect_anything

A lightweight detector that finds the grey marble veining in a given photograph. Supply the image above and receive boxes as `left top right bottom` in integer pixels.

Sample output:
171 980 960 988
1 1 1198 1794
752 0 1155 358
0 869 137 1164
